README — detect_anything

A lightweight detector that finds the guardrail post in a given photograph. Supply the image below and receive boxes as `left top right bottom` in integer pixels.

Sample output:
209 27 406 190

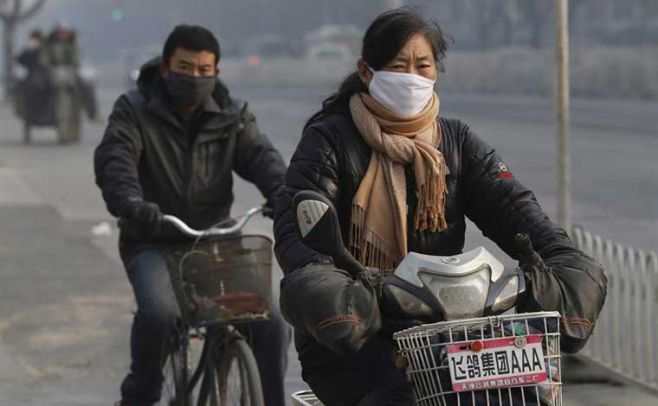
572 226 658 392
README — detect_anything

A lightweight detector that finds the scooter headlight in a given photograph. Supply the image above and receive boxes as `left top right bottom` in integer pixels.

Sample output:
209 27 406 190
419 267 491 320
386 285 433 318
491 274 520 313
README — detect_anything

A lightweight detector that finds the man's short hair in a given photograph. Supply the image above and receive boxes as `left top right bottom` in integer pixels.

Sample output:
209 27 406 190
162 25 221 66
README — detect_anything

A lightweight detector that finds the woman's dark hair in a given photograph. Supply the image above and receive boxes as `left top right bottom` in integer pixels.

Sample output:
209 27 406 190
162 24 221 66
305 7 448 128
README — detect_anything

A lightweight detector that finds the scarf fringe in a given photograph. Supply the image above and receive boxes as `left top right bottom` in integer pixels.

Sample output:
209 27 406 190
349 205 399 273
414 160 448 232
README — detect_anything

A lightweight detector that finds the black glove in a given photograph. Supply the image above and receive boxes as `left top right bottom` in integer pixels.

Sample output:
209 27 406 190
514 233 546 308
358 266 385 298
515 233 545 270
262 203 275 219
125 201 163 232
359 268 415 337
263 186 282 220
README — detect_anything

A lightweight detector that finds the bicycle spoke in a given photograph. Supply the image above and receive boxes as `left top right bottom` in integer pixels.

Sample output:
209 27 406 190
161 361 176 404
224 356 250 405
214 338 263 406
187 335 205 402
158 333 207 406
159 350 183 406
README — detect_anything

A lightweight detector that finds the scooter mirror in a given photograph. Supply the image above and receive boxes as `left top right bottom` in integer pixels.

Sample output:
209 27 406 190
293 191 345 258
293 191 366 276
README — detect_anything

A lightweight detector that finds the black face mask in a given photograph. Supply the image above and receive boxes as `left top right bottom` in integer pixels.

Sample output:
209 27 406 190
164 71 216 109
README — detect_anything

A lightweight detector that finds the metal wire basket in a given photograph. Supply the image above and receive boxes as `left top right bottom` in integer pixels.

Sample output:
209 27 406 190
393 312 562 406
164 235 273 327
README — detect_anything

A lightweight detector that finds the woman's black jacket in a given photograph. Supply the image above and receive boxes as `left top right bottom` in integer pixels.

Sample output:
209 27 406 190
274 111 607 354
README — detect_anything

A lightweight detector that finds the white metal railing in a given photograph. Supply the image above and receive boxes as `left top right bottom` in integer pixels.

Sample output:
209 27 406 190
572 226 658 392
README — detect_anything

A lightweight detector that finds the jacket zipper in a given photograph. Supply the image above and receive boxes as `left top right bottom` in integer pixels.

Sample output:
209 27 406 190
182 126 195 221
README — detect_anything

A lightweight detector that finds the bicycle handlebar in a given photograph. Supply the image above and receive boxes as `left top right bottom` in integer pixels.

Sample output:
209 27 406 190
161 206 265 238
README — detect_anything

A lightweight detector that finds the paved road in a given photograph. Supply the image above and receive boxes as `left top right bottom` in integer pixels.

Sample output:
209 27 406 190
0 84 656 405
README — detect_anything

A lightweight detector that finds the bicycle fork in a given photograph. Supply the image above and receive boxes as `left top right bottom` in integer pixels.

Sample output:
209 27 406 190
186 326 235 406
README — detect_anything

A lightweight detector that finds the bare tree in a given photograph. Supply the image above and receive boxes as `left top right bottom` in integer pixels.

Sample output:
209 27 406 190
1 0 46 98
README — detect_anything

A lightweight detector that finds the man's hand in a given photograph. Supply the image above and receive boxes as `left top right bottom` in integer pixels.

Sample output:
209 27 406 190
263 189 281 220
262 203 275 219
125 201 163 231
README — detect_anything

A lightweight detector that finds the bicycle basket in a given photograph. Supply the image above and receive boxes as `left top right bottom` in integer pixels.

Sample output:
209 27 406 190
393 312 562 406
164 235 273 326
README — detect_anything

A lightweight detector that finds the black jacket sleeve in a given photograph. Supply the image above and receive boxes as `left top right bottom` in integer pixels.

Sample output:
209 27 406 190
274 123 383 355
459 123 568 254
94 95 145 218
233 104 287 204
15 50 31 67
273 123 338 274
460 122 607 352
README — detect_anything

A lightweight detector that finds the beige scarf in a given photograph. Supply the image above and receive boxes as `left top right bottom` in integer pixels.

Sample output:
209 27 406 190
348 92 447 271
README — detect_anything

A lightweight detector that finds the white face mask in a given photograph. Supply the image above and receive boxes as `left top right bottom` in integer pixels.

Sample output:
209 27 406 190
368 68 436 117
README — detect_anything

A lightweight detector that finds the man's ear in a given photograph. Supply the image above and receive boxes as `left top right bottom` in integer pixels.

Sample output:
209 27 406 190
159 59 168 77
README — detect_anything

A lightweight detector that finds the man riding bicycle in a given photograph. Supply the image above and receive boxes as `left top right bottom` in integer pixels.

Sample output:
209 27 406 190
94 25 290 406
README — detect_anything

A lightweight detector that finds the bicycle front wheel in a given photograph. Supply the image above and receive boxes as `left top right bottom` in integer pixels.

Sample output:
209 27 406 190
216 338 264 406
160 344 186 406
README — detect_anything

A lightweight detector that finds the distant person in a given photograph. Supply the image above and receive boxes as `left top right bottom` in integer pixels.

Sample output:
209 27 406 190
44 22 99 120
14 29 49 118
15 29 47 82
45 22 79 67
94 25 290 406
274 8 607 405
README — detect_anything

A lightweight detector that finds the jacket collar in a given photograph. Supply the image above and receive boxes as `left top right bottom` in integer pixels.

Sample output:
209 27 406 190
201 94 222 114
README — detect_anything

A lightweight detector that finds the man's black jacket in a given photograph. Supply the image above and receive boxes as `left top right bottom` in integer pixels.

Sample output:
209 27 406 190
95 60 286 261
274 111 607 354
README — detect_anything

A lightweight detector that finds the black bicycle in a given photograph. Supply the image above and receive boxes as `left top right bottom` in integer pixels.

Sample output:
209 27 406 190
158 207 272 406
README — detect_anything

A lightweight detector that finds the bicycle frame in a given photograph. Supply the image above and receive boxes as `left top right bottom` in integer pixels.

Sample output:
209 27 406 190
176 324 246 405
160 207 270 406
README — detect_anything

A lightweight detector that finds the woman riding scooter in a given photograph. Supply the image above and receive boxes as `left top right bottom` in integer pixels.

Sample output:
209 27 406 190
274 8 607 406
